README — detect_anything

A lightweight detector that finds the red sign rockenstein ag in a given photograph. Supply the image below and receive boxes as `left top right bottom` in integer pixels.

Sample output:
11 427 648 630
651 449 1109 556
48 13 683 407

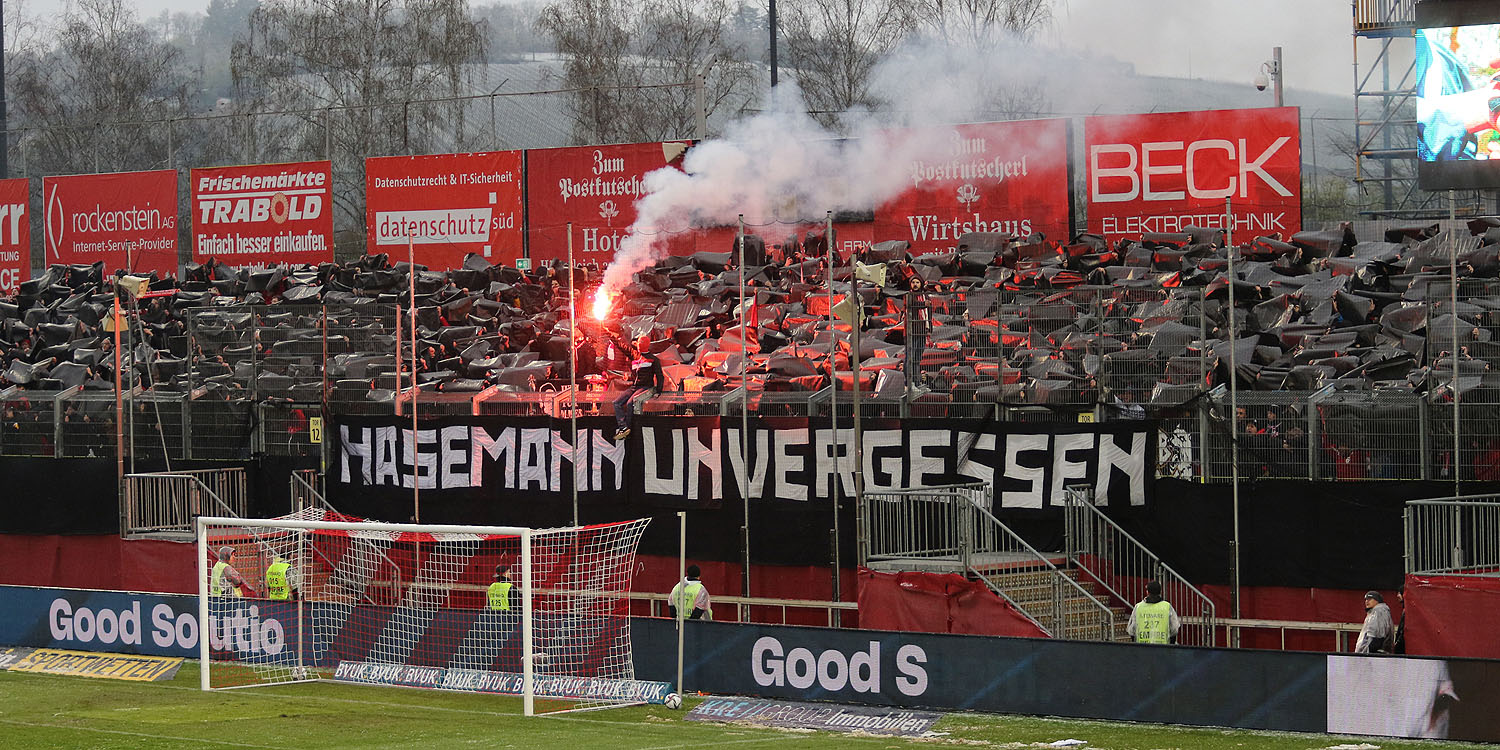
43 170 179 276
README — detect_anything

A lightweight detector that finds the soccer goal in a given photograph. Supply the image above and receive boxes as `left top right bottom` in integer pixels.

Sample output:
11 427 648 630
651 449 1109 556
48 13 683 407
196 512 667 715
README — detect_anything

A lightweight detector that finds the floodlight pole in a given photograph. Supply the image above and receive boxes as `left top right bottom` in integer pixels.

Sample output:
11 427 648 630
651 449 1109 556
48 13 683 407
849 235 865 578
1226 198 1242 630
113 279 124 521
1449 223 1461 503
737 216 751 612
1272 47 1283 108
826 211 841 618
409 234 419 523
568 222 579 527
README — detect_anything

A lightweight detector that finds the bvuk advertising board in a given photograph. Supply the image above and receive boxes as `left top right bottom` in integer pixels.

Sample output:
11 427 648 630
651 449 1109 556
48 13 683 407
1085 106 1302 243
191 160 335 266
42 170 179 276
365 151 524 268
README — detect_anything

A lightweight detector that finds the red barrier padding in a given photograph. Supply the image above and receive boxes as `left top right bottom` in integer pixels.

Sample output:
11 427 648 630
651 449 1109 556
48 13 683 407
1197 584 1373 651
1406 574 1500 659
0 534 195 593
856 567 1050 638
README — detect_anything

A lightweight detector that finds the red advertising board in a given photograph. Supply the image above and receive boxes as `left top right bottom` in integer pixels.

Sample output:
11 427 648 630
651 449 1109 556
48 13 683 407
191 160 334 266
875 119 1072 256
365 151 524 269
525 141 690 264
42 170 178 276
0 179 29 296
1085 106 1302 243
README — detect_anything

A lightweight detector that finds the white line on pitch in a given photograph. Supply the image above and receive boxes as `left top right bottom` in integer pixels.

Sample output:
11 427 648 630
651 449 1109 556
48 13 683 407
0 717 292 749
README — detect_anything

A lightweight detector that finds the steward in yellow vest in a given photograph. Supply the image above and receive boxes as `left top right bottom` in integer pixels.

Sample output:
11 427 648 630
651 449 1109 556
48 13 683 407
487 565 518 612
1127 580 1180 644
210 546 245 598
266 558 293 601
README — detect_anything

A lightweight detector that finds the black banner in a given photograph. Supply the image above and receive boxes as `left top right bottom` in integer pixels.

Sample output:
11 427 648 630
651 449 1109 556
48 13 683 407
632 618 1326 732
330 415 1154 513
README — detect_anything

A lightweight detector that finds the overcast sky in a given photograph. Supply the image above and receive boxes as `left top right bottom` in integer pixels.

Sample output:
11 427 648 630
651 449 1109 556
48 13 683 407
23 0 1358 97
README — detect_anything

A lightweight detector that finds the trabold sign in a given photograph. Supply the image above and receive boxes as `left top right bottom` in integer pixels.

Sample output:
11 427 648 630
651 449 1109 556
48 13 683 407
365 151 524 269
875 119 1072 255
42 170 179 276
1085 107 1302 242
0 178 29 296
191 160 334 266
525 141 690 263
331 416 1152 510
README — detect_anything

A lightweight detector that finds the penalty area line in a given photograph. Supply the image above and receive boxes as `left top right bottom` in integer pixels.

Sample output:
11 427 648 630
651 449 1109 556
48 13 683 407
0 717 293 749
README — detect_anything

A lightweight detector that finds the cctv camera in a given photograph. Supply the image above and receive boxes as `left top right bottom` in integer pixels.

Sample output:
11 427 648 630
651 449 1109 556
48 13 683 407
1253 73 1268 92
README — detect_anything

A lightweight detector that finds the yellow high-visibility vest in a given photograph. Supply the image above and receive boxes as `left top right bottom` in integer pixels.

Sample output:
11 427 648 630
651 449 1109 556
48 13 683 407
211 561 241 598
487 581 513 611
1133 600 1172 644
266 561 291 600
673 582 704 620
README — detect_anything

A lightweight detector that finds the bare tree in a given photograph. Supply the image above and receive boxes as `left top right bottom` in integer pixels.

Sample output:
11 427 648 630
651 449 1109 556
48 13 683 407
780 0 1056 130
778 0 910 131
905 0 1053 46
230 0 487 251
8 0 194 176
538 0 757 144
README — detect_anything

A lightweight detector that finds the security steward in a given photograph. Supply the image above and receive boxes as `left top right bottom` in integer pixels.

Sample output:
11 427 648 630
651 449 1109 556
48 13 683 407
1126 580 1181 644
266 556 294 601
487 564 519 612
211 546 246 598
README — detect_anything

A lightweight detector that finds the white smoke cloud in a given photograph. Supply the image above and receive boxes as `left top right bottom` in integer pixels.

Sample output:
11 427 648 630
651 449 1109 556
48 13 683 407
596 31 1125 297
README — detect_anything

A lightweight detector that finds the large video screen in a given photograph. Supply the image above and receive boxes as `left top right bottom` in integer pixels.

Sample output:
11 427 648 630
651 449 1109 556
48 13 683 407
1416 2 1500 189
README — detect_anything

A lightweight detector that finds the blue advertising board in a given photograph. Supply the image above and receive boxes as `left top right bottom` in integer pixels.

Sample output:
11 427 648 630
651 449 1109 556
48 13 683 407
0 585 300 660
632 618 1328 733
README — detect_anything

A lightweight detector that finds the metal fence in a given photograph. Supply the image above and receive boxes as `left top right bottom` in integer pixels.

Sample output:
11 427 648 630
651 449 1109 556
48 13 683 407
1063 487 1216 646
1404 496 1500 575
122 468 249 537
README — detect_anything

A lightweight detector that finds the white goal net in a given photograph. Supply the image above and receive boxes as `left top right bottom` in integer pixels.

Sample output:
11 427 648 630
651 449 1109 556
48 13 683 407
197 510 662 714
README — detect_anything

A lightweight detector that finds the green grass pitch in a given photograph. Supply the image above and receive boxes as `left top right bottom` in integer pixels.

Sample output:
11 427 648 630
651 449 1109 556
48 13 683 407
0 663 1488 750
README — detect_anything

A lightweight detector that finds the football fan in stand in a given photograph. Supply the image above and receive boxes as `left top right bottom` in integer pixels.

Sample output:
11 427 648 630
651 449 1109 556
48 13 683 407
610 333 663 441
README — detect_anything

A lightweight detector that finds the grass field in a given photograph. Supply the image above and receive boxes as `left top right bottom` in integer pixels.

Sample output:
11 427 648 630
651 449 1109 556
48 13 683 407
0 663 1489 750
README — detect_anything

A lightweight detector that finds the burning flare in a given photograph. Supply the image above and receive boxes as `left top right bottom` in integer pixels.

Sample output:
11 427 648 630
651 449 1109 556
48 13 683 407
591 288 613 321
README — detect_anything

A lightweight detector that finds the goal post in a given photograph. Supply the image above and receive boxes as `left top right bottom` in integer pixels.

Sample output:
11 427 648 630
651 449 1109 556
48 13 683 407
196 513 664 715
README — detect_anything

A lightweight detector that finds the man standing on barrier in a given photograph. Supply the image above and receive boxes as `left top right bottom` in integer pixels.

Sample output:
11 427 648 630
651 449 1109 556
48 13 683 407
1127 580 1180 644
1356 590 1394 654
612 334 663 441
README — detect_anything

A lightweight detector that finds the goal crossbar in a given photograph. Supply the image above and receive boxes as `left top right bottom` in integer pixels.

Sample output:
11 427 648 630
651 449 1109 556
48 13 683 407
197 516 533 536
